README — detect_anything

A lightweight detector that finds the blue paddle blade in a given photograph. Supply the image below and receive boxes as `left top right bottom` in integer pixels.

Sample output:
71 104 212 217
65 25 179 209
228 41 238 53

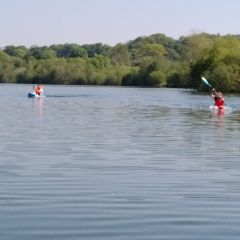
201 77 212 88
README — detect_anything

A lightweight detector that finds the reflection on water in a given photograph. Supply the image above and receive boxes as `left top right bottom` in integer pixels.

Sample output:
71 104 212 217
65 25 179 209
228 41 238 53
31 97 44 118
0 84 240 240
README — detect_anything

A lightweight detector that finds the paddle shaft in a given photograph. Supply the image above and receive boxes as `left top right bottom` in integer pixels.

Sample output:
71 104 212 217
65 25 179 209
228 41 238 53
201 77 222 98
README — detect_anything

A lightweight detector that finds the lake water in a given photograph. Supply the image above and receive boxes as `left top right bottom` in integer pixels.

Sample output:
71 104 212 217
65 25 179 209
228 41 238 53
1 84 240 240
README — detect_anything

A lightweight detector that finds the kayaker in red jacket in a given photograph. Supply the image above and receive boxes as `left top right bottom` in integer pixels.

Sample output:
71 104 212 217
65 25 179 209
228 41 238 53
211 88 225 109
33 85 44 96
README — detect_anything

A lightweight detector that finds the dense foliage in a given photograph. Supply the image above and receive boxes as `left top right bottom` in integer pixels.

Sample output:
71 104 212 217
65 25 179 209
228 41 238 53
1 33 240 91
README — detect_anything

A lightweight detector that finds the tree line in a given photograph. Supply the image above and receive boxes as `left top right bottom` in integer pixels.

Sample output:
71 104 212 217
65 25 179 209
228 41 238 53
0 33 240 92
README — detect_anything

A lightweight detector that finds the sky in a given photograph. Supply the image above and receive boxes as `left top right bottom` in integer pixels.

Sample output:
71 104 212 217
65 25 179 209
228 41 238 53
0 0 239 48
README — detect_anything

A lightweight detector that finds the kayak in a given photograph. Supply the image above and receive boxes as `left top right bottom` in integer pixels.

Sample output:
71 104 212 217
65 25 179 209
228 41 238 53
28 92 45 98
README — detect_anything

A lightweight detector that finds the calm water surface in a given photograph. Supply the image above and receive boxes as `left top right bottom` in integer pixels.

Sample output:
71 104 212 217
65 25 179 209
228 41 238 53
1 84 240 240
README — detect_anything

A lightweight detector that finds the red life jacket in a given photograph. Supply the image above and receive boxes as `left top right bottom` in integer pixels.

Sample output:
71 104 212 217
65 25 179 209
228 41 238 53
34 86 42 95
215 97 224 107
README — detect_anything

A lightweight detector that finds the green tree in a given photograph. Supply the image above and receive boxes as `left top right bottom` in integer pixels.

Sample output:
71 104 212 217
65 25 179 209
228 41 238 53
110 44 130 66
190 35 240 91
27 46 56 59
57 44 88 58
82 43 111 57
4 45 27 59
0 51 18 83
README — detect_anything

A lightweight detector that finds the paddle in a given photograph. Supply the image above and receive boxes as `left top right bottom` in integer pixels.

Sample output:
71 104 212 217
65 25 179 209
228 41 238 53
201 76 212 88
32 79 36 94
201 76 222 98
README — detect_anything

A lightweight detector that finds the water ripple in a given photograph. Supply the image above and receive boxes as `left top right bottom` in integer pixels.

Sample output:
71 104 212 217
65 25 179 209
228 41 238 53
1 85 240 239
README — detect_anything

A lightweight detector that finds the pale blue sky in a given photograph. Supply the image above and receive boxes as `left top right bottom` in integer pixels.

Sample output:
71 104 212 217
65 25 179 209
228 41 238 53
0 0 239 47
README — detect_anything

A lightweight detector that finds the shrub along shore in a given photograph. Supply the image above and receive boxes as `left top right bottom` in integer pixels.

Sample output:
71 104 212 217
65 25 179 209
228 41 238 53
1 33 240 92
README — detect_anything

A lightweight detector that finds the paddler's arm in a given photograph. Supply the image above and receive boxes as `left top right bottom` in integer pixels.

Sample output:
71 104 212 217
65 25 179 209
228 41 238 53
211 88 222 99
